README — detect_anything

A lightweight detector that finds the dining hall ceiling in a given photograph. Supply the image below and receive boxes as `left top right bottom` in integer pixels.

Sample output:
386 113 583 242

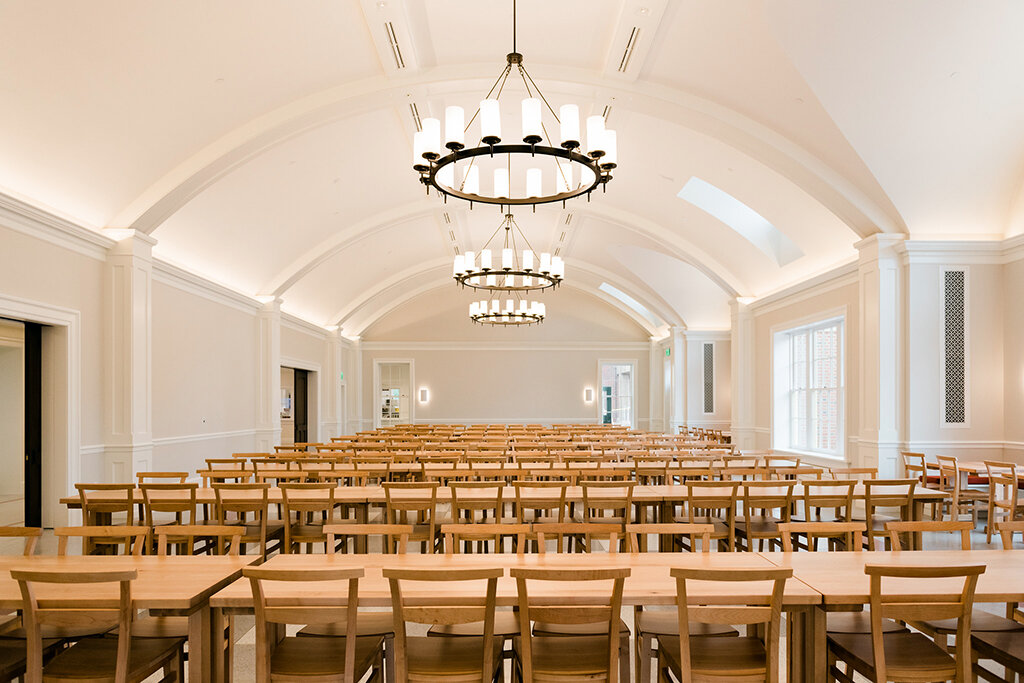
2 0 1023 338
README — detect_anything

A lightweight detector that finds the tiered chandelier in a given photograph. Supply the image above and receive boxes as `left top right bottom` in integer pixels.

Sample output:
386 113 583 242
411 0 618 210
470 297 545 326
453 214 563 292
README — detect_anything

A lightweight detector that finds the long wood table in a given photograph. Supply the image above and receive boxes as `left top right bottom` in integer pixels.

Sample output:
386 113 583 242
0 555 253 682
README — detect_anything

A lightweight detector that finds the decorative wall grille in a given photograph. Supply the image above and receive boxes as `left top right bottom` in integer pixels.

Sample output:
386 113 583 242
941 269 968 425
702 342 714 414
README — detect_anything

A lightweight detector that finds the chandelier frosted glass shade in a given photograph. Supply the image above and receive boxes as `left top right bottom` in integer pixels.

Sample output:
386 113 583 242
454 213 564 292
470 298 545 326
412 52 618 209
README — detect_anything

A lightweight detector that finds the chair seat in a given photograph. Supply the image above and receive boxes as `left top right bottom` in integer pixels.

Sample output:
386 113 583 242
428 611 521 637
405 634 503 678
298 611 395 638
512 635 612 678
43 635 185 681
0 622 118 640
0 638 61 680
827 631 956 678
734 516 782 536
826 611 908 634
269 635 383 678
636 611 738 637
659 635 768 678
532 618 629 637
973 630 1024 669
922 610 1024 634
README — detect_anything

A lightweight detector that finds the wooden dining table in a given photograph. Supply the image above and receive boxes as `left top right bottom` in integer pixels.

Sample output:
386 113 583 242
208 550 822 683
0 554 253 682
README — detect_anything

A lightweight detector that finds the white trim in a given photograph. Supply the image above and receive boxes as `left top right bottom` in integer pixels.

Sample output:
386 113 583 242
939 266 970 428
1004 234 1024 264
80 444 106 456
597 358 639 429
362 341 651 352
151 428 258 447
683 330 731 342
0 191 113 261
151 259 261 315
281 313 331 339
899 240 1005 266
901 440 1017 451
747 262 859 315
373 358 415 429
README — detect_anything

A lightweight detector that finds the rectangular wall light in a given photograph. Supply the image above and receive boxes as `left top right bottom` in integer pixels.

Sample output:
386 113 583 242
583 387 594 403
418 387 429 403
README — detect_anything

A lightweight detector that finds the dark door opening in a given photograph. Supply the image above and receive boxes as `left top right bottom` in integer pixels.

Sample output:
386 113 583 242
293 369 309 444
24 322 41 527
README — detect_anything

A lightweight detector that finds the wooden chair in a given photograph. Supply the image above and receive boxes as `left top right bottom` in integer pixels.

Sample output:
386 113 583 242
212 482 283 559
657 567 791 683
856 479 916 550
826 467 878 481
985 460 1021 544
513 480 569 527
633 456 672 486
55 525 149 556
884 519 973 552
325 522 413 554
791 479 857 550
533 522 621 554
679 480 738 551
734 480 796 551
512 567 630 683
75 483 136 553
140 482 198 552
279 482 337 553
382 481 441 553
136 471 189 484
777 521 865 552
0 526 41 555
154 524 243 556
450 480 506 526
385 567 504 683
826 564 985 683
246 566 384 683
936 454 988 525
14 568 185 682
626 522 714 553
579 479 635 532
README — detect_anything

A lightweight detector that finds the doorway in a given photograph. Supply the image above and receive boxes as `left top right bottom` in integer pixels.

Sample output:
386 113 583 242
375 360 413 428
599 361 636 428
0 318 42 527
293 369 309 443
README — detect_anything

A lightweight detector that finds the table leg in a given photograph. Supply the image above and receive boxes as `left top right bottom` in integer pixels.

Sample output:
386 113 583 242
787 606 825 682
909 500 925 550
211 608 227 683
188 604 212 682
356 503 369 553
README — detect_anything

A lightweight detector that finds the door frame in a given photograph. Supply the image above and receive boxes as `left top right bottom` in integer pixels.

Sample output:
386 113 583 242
373 358 415 429
597 359 638 429
280 356 320 444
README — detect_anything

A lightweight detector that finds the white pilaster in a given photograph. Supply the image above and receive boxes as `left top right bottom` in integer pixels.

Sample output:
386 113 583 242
348 338 364 434
648 338 662 433
255 300 282 450
322 330 345 440
103 231 156 481
730 300 756 450
856 234 906 475
669 326 686 434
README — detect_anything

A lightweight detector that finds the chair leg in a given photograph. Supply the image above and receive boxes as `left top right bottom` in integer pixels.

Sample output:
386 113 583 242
636 633 653 683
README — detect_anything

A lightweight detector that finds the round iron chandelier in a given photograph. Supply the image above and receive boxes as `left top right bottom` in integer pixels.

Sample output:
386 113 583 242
470 297 545 326
412 1 618 210
454 213 563 292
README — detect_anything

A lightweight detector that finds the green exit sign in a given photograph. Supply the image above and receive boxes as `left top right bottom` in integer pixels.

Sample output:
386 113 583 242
665 348 671 357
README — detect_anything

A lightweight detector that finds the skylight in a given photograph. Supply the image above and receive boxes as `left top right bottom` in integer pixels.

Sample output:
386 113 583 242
598 282 662 328
677 177 803 267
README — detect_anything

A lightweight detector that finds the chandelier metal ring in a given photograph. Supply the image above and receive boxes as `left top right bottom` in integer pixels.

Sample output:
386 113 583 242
469 305 545 326
454 213 563 293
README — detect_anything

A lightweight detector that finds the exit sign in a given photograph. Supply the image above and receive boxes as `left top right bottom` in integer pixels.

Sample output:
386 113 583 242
665 348 671 357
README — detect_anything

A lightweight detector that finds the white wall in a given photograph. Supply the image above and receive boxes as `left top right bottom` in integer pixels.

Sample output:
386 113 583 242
1005 256 1024 461
686 335 732 430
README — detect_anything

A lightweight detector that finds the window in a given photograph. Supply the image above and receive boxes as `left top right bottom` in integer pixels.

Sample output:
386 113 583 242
600 362 635 428
773 317 843 456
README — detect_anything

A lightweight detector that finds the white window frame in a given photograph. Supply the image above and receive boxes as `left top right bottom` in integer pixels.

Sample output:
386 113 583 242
372 358 415 429
597 359 637 429
771 312 845 459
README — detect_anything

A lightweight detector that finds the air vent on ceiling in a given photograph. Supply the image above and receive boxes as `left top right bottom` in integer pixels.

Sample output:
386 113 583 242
702 342 715 414
554 247 561 257
409 103 422 132
602 105 613 122
564 213 574 225
385 22 406 69
941 268 969 426
559 231 566 242
442 212 452 225
617 27 640 73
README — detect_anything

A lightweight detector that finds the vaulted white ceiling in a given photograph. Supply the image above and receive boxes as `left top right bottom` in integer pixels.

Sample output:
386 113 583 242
2 0 1022 338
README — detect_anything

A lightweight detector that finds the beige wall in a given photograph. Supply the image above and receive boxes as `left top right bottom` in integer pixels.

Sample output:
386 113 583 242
151 280 260 472
0 321 25 502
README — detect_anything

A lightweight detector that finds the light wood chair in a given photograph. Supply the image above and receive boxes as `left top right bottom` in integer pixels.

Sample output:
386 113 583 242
855 479 916 550
734 480 796 551
826 564 985 683
13 568 185 682
791 479 857 550
657 567 791 683
533 522 621 554
212 482 283 559
679 480 738 551
777 521 865 552
246 565 384 683
626 522 714 553
280 481 337 554
325 522 413 554
579 479 635 543
512 567 630 683
0 526 42 555
513 480 569 528
442 522 530 555
382 481 441 553
450 480 506 526
140 482 198 553
936 454 988 525
385 567 504 683
75 483 136 553
55 525 149 556
155 524 244 556
136 471 189 484
985 460 1021 544
826 467 878 481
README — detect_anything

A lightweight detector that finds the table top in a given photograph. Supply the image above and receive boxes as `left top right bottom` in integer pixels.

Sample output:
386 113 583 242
0 555 254 612
761 549 1024 604
208 551 820 609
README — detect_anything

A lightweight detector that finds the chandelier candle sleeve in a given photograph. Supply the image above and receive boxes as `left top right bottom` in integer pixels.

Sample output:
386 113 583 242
560 104 580 148
445 106 465 150
523 250 534 271
413 131 429 170
522 98 542 143
586 115 606 157
480 249 492 270
601 130 617 168
502 248 513 270
540 252 551 273
480 99 501 144
453 255 465 276
422 118 442 159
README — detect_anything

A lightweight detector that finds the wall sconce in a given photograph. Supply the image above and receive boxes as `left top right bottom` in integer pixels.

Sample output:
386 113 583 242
418 387 429 403
583 387 594 403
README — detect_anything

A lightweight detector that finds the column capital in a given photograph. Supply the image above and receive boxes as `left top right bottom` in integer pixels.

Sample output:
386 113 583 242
105 229 157 259
854 233 906 262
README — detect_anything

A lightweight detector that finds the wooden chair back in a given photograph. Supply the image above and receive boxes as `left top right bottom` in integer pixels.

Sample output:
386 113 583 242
533 522 621 554
633 456 671 485
155 524 243 556
864 564 984 682
442 523 530 554
580 479 635 525
626 523 713 553
385 567 503 683
683 480 738 550
0 526 42 555
826 467 877 481
55 525 149 556
900 452 927 482
450 480 505 524
985 460 1021 543
668 567 791 683
884 520 972 551
75 483 136 526
863 479 916 522
136 471 188 484
140 482 198 527
382 481 440 551
777 521 865 552
324 523 412 554
13 568 138 682
512 480 569 524
512 567 629 683
212 482 273 558
245 566 364 683
800 479 856 523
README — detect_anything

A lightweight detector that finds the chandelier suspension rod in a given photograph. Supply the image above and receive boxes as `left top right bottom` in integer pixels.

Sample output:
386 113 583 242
513 0 516 54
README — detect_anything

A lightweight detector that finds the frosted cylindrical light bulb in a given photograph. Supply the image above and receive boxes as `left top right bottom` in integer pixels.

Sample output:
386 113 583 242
551 256 564 279
486 274 496 287
464 251 475 270
505 299 514 313
523 275 533 287
413 131 428 169
490 300 500 314
601 130 617 167
537 302 546 317
586 115 606 156
560 104 580 148
526 168 542 198
494 169 510 198
463 166 480 195
523 250 534 271
522 98 542 142
504 274 515 288
540 252 552 273
502 248 513 270
480 99 501 143
422 117 442 158
480 249 492 270
445 105 465 149
469 302 478 316
453 254 465 276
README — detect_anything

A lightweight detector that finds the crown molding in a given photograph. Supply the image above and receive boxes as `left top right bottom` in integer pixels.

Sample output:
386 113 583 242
746 261 859 316
1003 233 1024 264
681 330 731 342
897 239 1007 265
361 340 652 352
0 191 113 260
281 312 331 339
151 258 262 316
